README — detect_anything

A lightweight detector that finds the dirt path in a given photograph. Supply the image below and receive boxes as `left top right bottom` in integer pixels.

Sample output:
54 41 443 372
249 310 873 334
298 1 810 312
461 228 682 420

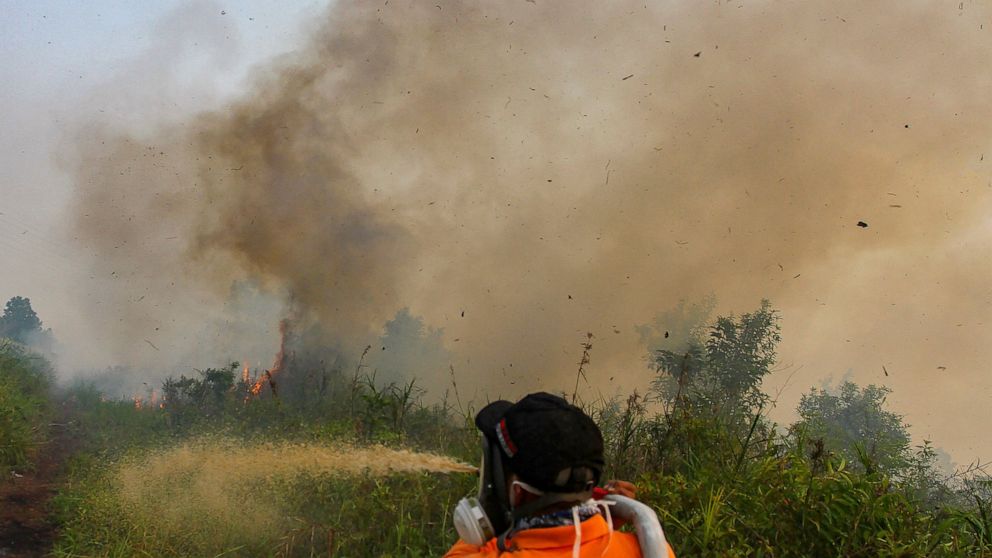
0 415 75 558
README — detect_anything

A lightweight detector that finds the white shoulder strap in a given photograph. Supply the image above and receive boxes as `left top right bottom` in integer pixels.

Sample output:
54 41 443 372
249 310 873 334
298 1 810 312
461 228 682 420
602 495 667 558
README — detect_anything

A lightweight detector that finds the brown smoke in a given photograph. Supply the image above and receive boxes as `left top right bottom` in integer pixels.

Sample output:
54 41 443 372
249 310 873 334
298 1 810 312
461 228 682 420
65 2 992 458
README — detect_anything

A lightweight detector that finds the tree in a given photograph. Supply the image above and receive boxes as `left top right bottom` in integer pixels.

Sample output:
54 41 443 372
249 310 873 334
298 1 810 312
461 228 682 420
639 301 781 473
0 296 42 345
369 308 450 387
652 300 780 416
161 364 238 428
792 381 911 475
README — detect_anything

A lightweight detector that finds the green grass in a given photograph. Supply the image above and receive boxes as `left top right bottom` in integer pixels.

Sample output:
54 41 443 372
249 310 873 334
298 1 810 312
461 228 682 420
0 340 53 477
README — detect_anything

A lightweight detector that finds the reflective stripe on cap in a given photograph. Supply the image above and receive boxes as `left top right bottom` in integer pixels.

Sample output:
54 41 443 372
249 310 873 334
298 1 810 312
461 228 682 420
496 418 517 457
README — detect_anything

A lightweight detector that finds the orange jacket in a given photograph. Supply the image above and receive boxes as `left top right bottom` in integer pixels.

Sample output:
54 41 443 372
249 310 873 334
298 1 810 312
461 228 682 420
443 515 676 558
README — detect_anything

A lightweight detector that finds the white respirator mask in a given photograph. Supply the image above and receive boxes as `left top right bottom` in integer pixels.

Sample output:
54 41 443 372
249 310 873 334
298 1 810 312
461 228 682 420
454 441 512 546
453 496 497 547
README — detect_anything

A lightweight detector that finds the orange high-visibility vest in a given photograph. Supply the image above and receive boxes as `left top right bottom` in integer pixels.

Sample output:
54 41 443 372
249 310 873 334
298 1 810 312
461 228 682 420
444 515 676 558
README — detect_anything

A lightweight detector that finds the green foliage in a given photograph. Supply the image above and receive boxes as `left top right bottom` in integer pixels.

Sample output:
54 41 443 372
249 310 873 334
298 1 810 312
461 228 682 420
598 301 992 556
652 300 780 420
704 301 780 409
639 449 936 557
160 363 240 431
0 340 53 476
794 381 911 475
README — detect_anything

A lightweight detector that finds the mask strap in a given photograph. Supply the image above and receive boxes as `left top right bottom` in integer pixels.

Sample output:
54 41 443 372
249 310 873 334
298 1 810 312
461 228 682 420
572 505 582 558
480 437 514 550
595 499 615 557
489 441 511 532
496 530 512 552
512 479 544 496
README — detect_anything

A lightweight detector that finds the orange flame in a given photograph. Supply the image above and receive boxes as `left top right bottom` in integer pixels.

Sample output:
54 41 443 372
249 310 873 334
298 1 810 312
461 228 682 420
249 370 270 397
245 319 290 401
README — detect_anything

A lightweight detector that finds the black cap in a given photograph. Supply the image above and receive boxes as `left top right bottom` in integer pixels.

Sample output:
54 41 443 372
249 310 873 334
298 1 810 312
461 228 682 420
475 392 604 493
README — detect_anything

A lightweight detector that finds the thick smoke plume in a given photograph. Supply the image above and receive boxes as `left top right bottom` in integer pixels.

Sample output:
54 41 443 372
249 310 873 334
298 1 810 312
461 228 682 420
64 1 992 457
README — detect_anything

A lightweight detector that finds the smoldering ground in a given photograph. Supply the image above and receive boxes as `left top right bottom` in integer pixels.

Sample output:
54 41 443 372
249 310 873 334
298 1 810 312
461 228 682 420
61 1 991 458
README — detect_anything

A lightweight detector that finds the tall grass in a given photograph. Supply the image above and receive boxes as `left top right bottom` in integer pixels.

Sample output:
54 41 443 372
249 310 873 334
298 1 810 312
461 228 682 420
0 340 53 476
53 437 476 557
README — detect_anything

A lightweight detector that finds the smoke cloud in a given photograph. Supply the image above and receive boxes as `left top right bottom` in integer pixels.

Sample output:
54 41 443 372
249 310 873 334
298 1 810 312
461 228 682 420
62 1 992 459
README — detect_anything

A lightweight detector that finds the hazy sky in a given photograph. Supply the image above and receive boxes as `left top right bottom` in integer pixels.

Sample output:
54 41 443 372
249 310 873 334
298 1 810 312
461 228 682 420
1 0 322 296
2 0 991 467
1 0 324 367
